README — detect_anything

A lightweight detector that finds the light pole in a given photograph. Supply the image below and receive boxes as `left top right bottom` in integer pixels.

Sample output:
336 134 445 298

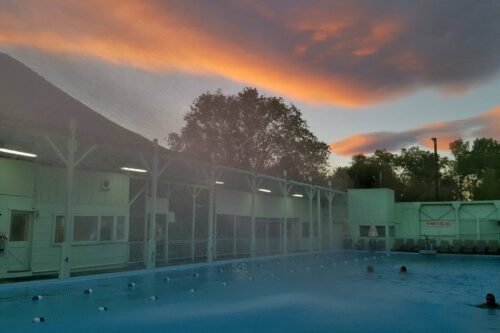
379 160 382 188
431 137 439 201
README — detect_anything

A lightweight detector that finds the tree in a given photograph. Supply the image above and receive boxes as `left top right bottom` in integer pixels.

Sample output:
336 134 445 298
347 154 380 188
449 138 500 200
340 137 500 201
342 150 403 195
395 147 440 201
329 167 353 191
168 88 330 181
342 147 455 202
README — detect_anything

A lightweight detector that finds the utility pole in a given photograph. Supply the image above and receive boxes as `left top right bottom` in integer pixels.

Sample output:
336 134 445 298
431 137 439 201
379 160 382 188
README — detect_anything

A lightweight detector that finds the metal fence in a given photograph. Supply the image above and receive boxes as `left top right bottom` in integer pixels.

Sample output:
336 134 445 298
129 241 145 264
390 232 500 254
128 233 341 266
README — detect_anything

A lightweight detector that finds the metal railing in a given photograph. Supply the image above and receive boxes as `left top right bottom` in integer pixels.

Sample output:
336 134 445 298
128 241 145 264
128 234 341 266
389 232 500 253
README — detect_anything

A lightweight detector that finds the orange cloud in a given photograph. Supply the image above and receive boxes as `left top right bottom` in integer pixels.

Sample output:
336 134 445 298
0 1 375 106
329 133 380 155
352 47 377 56
418 136 460 150
352 20 401 56
330 106 500 156
295 21 354 41
0 1 499 107
371 21 400 42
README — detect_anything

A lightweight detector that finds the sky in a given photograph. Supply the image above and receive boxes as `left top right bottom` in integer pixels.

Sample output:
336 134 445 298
1 0 499 168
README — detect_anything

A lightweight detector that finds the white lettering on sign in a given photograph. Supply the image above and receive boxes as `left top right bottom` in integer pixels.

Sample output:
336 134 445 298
425 221 452 227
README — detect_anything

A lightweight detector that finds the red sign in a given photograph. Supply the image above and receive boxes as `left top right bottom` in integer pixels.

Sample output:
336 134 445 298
425 221 451 227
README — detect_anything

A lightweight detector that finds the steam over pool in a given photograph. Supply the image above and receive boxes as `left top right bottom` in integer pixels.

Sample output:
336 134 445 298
1 251 498 332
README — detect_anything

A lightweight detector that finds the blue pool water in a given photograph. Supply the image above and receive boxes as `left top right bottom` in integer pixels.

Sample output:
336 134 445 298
1 251 499 332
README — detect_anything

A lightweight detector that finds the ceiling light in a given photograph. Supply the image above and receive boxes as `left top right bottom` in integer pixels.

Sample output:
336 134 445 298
292 193 303 198
0 148 37 158
258 188 271 193
215 181 224 185
121 167 147 173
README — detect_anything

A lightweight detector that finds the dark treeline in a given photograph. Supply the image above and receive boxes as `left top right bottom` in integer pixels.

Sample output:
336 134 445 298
331 138 500 202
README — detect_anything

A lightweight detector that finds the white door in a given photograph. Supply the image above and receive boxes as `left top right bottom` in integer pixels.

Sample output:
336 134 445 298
7 211 33 272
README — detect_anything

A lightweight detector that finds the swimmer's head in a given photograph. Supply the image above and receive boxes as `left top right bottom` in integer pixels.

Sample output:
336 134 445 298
486 293 496 306
400 266 407 273
366 265 374 273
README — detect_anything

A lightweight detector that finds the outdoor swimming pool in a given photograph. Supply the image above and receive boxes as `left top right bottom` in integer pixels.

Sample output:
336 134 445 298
1 251 499 332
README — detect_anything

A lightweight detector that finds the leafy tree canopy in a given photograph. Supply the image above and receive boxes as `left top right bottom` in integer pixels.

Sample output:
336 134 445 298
168 88 330 182
334 138 500 201
336 150 403 197
334 147 455 202
450 138 500 200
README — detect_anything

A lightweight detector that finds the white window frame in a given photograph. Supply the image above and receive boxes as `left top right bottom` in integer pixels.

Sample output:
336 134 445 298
53 213 128 245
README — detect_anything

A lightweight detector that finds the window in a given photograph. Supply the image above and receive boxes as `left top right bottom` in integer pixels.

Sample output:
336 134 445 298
376 226 386 237
54 216 64 243
236 216 251 238
116 216 126 240
66 215 126 242
10 211 30 241
100 216 114 241
216 214 234 239
359 225 385 238
359 225 370 237
389 226 395 238
256 218 267 238
73 216 98 242
302 222 310 238
267 218 281 238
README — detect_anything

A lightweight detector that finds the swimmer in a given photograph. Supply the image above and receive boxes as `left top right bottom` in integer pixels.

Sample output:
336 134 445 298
366 265 374 273
478 293 500 309
399 266 407 273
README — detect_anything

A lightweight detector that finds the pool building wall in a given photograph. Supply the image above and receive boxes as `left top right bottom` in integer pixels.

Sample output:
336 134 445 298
348 188 500 251
0 154 348 280
0 157 131 278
